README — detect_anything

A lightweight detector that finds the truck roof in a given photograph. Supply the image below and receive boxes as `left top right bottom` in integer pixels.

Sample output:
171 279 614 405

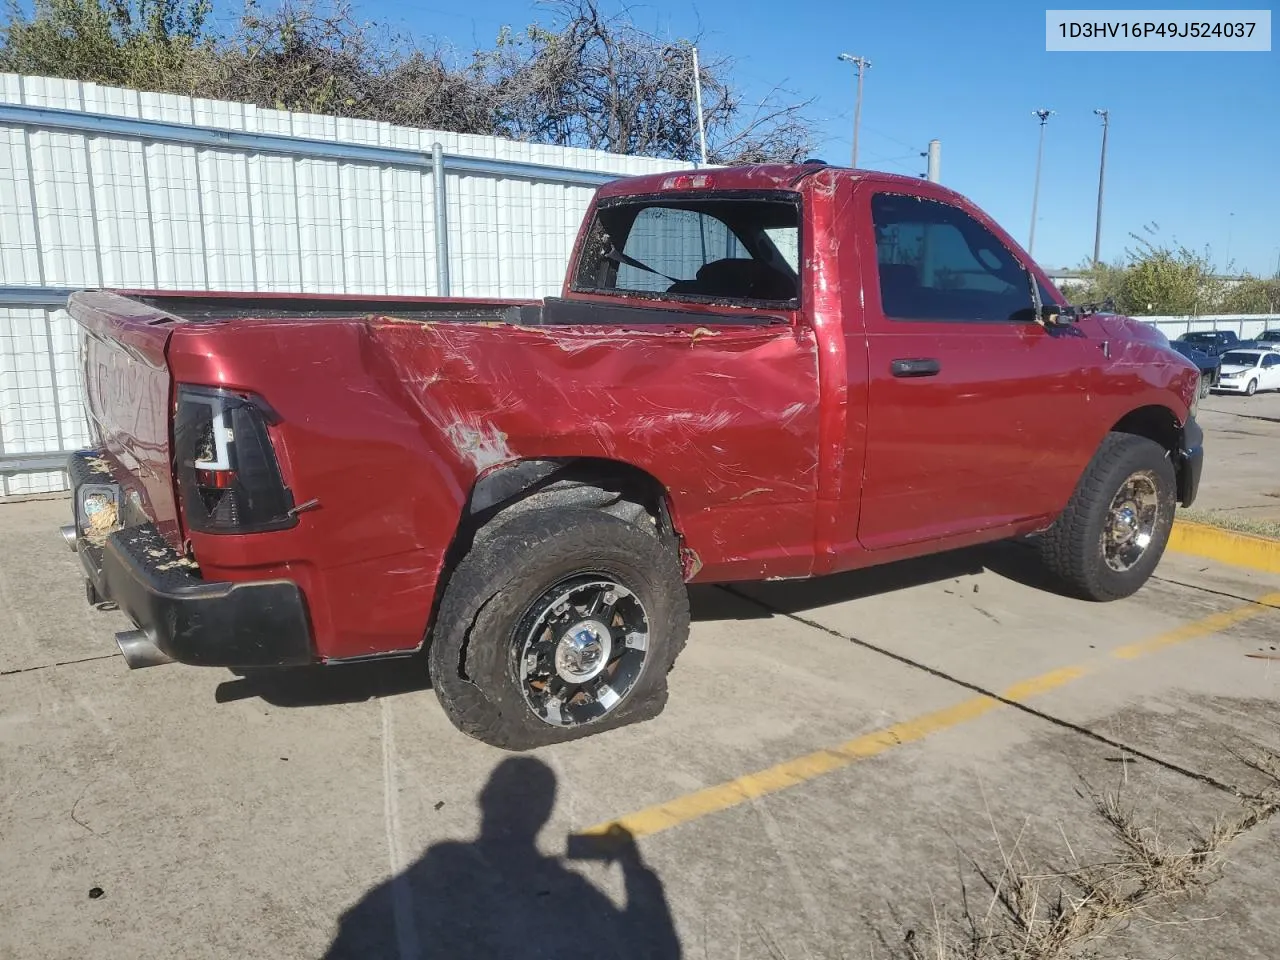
594 163 934 200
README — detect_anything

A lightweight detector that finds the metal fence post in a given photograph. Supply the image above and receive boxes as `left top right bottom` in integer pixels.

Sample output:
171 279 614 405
432 143 451 297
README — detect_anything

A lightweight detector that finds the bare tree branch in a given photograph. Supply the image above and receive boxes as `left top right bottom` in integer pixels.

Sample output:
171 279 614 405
1 0 817 162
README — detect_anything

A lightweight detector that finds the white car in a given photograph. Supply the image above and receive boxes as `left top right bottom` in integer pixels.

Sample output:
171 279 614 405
1212 348 1280 395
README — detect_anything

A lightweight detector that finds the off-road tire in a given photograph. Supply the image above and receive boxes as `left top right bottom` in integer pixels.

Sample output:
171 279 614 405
1037 432 1176 602
1199 376 1211 399
428 507 690 750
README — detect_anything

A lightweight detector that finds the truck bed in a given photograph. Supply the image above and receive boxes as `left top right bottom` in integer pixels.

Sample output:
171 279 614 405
121 292 541 324
117 292 785 328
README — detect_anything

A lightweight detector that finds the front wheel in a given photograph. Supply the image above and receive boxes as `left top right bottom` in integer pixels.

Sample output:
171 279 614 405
1199 376 1211 399
1245 378 1258 397
428 507 690 750
1037 433 1176 601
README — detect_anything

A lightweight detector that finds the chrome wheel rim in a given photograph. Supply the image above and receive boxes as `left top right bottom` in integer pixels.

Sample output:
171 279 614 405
1103 470 1160 572
515 575 649 727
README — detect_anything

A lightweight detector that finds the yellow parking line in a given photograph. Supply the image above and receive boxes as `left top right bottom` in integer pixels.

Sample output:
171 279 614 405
579 592 1280 842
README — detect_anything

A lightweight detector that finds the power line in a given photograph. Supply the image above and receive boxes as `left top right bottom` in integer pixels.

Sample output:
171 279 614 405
858 123 921 154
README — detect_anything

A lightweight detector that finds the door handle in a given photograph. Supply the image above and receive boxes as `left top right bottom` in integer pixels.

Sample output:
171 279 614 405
890 358 941 378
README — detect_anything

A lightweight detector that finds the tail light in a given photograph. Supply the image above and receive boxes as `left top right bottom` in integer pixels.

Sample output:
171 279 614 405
174 386 296 534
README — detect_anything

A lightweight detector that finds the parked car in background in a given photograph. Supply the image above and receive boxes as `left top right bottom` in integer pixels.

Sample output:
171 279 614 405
1168 341 1220 397
1213 349 1280 396
1176 330 1240 357
1239 330 1280 350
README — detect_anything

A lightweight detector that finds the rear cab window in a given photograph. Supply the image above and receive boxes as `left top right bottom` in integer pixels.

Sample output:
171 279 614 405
571 193 802 309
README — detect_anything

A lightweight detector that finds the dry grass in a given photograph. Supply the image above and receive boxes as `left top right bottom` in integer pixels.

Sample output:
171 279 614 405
1178 508 1280 541
895 749 1280 960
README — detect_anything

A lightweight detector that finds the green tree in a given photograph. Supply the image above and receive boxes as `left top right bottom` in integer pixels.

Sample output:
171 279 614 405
1 0 213 91
1069 225 1226 316
1221 275 1280 315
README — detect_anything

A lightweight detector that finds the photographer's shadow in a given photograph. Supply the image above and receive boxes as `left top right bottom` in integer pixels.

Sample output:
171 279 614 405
325 757 681 959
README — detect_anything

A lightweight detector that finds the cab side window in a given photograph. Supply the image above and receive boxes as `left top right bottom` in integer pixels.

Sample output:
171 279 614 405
1264 354 1280 368
871 193 1034 322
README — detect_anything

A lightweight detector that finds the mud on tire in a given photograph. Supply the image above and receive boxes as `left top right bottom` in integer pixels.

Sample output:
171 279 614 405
428 507 690 750
1037 432 1177 602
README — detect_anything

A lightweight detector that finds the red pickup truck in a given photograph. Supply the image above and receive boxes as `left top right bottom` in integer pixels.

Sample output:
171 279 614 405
62 163 1203 749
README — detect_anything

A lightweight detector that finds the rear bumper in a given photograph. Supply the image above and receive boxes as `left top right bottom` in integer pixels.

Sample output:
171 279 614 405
1177 416 1204 508
68 453 314 668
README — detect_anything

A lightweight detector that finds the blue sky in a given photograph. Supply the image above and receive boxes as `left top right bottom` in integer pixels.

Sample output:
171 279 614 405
360 0 1278 275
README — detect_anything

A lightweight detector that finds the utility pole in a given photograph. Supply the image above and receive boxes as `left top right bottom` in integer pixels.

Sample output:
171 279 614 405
1028 109 1054 258
1226 212 1235 271
837 53 871 167
925 139 941 182
1092 108 1109 266
691 46 708 167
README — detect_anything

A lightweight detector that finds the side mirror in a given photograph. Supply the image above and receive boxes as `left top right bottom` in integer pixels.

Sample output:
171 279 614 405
1040 303 1069 325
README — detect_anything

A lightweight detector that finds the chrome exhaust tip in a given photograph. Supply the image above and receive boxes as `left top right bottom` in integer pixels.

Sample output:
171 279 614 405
114 629 174 669
60 524 78 551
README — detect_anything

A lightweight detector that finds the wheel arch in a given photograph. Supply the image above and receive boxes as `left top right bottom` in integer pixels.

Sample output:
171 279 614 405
1106 403 1201 507
425 457 686 646
1109 404 1183 455
466 456 679 537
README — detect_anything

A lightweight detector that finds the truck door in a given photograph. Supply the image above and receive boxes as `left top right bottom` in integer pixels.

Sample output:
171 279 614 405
852 185 1103 551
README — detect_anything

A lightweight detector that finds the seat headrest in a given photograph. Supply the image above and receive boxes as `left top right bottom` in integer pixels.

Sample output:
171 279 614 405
695 258 795 300
878 262 920 289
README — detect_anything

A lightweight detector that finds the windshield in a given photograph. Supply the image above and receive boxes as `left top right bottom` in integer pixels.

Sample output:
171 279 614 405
1261 331 1280 341
1221 351 1261 366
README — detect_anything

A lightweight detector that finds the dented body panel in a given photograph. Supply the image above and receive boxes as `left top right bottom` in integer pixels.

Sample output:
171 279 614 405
162 315 820 658
65 164 1202 665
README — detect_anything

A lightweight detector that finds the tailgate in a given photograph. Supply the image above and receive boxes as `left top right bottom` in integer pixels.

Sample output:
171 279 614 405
68 291 182 545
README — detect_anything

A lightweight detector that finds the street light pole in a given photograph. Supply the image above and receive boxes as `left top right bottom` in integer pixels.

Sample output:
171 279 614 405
1028 109 1054 258
691 46 708 167
837 53 871 168
1092 108 1109 266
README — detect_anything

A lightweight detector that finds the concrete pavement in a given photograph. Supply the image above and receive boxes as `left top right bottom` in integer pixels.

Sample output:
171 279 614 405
1193 391 1280 528
4 494 1280 960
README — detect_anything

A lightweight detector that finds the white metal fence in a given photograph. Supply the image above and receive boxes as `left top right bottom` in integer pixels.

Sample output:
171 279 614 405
1 74 1276 499
1145 314 1280 341
0 74 693 496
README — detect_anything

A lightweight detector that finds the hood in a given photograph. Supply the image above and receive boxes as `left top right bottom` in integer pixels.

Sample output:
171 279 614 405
1096 316 1200 372
1096 314 1173 347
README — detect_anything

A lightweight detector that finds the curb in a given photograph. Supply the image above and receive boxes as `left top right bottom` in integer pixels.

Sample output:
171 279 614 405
1168 520 1280 575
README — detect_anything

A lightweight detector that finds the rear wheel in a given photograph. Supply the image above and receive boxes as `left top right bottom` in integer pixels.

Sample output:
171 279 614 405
428 507 689 750
1246 378 1258 397
1037 432 1176 601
